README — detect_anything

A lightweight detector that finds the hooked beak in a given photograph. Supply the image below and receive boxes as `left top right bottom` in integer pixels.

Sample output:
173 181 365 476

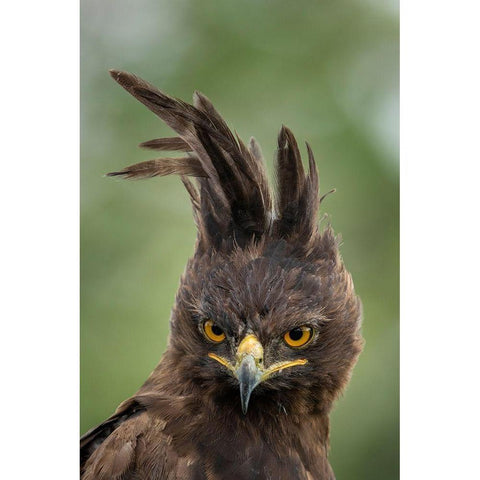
237 353 262 414
208 334 308 414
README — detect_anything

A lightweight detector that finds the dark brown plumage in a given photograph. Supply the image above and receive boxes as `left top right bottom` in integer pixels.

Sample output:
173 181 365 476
81 70 363 480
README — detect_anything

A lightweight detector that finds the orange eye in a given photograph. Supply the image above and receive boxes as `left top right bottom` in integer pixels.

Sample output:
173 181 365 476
203 320 226 343
283 326 313 348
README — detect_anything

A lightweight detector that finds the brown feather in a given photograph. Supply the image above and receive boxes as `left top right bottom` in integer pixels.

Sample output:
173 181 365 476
106 157 207 179
139 136 191 151
248 136 264 163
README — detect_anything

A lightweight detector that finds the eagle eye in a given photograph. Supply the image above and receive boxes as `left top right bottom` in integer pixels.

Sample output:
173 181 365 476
283 326 313 348
203 319 226 343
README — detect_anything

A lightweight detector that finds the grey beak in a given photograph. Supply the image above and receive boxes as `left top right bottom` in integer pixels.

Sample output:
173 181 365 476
237 354 262 414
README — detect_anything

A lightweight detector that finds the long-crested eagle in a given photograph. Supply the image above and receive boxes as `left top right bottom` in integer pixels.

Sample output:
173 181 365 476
80 70 363 480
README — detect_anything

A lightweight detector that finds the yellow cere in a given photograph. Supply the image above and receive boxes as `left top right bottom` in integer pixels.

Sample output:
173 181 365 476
237 334 264 359
283 326 313 348
203 319 226 343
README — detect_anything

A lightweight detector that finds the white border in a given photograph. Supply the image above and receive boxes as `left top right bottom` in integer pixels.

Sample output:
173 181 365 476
1 1 79 478
401 1 480 477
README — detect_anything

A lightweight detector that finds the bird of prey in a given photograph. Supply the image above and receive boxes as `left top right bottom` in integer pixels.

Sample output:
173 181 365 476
80 70 363 480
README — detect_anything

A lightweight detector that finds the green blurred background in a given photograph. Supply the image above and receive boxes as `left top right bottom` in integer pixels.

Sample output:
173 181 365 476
81 1 398 478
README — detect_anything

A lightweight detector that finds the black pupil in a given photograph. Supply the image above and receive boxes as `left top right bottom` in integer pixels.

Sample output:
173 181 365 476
289 328 304 341
211 324 223 336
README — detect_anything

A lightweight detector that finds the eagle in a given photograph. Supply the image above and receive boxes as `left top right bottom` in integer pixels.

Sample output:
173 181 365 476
80 70 363 480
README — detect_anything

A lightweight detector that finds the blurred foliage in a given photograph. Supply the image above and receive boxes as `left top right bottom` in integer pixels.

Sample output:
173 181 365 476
81 1 398 478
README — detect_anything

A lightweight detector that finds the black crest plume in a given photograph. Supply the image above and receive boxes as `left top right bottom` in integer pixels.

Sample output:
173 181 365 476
108 70 330 252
